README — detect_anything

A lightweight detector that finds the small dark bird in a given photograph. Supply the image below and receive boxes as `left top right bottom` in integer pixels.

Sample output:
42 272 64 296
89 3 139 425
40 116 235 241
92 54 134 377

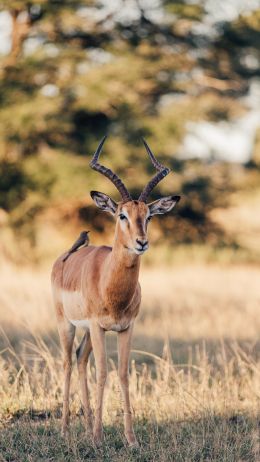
62 230 90 262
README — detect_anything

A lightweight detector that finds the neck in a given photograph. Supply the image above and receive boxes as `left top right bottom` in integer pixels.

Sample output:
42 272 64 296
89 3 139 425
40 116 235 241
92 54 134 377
108 237 141 282
101 238 141 315
111 242 140 268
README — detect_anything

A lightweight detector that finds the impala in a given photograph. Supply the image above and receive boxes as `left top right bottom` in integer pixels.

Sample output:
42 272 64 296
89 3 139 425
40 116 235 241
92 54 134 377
51 137 181 447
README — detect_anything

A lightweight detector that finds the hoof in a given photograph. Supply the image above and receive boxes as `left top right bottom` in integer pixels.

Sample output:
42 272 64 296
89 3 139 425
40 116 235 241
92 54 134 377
129 440 139 448
93 429 103 447
61 426 69 438
93 437 103 448
85 428 93 439
84 417 93 435
126 435 139 449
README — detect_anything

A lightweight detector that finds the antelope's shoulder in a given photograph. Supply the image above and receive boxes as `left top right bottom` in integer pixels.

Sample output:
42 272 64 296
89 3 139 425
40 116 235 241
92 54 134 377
51 245 109 288
51 245 96 287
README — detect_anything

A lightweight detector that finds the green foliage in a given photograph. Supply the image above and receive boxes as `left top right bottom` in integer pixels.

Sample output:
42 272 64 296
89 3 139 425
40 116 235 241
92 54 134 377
165 1 204 20
0 1 260 259
0 160 30 211
0 157 55 212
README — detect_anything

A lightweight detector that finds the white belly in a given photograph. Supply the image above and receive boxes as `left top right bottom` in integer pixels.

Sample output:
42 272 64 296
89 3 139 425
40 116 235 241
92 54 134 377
62 290 88 327
99 315 132 332
61 291 131 332
108 323 124 332
70 319 90 328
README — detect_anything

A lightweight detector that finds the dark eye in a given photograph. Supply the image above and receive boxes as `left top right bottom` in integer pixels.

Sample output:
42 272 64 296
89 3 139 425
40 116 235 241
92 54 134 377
147 216 152 222
119 213 127 220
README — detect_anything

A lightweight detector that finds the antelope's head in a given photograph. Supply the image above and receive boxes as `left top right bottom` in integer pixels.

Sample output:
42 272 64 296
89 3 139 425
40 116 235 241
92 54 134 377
90 137 180 255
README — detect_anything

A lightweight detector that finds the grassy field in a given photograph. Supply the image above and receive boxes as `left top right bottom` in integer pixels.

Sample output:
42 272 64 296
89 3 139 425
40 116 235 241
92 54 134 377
0 262 260 461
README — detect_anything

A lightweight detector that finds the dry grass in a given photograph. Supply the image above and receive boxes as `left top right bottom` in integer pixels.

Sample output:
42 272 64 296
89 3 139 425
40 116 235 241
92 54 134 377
0 262 260 461
211 188 260 262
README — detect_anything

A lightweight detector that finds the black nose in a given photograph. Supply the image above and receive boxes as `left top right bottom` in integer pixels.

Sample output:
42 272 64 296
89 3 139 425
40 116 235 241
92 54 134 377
136 239 148 248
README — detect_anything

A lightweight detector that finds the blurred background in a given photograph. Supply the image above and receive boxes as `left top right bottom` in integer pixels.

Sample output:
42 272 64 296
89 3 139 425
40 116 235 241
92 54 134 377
0 3 260 459
0 0 260 265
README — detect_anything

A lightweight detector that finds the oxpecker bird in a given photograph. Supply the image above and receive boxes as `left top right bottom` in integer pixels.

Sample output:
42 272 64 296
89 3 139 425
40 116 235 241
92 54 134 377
62 230 90 262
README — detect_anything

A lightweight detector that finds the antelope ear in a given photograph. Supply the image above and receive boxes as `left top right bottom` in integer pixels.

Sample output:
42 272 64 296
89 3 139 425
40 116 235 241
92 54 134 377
148 195 181 216
90 191 118 215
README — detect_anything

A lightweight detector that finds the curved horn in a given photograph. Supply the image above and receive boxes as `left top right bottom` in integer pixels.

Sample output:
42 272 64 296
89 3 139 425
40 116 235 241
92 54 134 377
138 139 171 202
90 136 132 202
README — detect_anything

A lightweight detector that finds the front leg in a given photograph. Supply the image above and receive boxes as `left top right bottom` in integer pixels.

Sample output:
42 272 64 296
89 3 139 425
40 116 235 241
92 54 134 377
117 322 138 447
89 321 107 446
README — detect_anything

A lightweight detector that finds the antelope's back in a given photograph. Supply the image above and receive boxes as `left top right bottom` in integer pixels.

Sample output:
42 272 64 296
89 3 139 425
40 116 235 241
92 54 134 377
51 245 112 293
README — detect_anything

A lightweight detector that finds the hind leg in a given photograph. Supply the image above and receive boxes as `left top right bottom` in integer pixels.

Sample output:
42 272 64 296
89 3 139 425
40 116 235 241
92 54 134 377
76 329 93 435
56 303 76 435
117 322 138 447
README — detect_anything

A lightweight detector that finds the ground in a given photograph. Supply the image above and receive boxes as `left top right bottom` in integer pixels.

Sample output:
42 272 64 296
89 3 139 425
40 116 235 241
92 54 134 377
0 264 259 461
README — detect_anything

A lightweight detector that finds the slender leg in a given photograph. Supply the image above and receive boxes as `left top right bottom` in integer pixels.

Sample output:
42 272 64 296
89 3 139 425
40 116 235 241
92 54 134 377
117 322 138 447
56 310 76 435
76 329 93 434
89 321 107 446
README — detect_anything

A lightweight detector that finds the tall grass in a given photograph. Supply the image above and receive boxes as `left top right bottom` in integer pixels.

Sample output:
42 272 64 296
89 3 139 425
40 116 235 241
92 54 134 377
0 262 259 460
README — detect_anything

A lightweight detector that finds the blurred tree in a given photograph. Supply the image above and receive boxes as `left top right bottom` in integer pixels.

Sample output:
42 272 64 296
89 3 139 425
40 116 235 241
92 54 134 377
0 0 259 258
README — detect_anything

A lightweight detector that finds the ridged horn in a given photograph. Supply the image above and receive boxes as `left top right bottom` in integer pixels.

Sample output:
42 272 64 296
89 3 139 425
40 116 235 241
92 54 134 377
90 136 132 202
138 139 171 202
